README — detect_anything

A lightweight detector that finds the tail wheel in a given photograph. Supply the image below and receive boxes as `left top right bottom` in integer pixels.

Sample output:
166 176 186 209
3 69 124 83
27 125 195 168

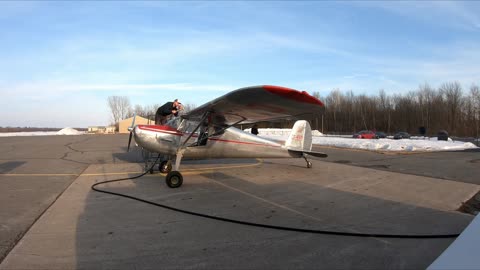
307 161 312 168
166 171 183 188
159 161 172 173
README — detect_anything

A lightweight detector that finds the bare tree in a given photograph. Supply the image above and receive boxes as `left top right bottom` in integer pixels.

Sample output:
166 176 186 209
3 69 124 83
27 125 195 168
470 84 480 139
310 91 323 130
440 81 463 133
379 89 392 133
133 104 146 118
107 96 132 125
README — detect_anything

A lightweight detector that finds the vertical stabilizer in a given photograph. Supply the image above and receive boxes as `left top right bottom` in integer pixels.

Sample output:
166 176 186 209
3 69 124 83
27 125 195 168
285 120 312 151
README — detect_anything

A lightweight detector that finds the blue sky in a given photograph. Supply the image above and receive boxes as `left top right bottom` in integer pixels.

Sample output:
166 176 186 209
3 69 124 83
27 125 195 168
1 1 479 127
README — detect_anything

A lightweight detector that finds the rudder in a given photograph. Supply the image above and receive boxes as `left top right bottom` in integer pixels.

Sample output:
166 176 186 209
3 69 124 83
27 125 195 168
285 120 312 151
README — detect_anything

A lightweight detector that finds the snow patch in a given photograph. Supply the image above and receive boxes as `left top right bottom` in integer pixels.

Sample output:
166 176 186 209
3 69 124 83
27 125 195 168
249 128 477 152
0 128 85 137
0 131 58 137
56 127 84 135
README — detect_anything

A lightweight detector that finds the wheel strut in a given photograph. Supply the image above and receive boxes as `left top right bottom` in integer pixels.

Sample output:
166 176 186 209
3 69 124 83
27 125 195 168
303 156 312 168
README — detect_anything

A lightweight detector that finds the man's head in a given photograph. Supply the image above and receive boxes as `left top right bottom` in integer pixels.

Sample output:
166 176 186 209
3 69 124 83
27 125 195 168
173 99 183 110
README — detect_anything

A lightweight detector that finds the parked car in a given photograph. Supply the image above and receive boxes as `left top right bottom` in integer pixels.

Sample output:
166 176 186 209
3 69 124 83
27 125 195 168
437 130 449 141
393 132 410 140
353 130 378 139
375 131 387 138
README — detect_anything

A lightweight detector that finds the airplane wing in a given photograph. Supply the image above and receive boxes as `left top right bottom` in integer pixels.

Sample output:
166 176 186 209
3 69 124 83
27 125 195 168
182 85 324 126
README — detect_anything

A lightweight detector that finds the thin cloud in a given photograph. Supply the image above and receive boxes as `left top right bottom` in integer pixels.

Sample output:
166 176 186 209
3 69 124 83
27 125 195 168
2 82 236 99
343 74 369 80
360 1 480 31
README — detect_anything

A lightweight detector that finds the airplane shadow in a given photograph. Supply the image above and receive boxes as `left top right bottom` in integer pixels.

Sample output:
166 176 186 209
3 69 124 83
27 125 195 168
112 148 144 163
74 165 473 269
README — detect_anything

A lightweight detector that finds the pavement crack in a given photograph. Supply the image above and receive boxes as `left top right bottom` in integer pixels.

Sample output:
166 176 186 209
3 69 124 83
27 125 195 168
63 136 93 154
59 137 93 165
65 142 83 154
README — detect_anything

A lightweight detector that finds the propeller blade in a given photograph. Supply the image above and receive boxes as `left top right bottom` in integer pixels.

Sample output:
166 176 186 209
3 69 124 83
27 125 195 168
131 114 136 127
128 113 137 131
127 114 136 152
127 131 133 152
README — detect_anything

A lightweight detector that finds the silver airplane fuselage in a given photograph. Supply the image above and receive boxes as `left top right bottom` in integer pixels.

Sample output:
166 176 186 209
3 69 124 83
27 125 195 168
133 123 299 159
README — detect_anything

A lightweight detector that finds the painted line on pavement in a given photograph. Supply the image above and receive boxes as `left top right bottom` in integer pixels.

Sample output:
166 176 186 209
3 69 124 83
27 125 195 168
0 159 263 177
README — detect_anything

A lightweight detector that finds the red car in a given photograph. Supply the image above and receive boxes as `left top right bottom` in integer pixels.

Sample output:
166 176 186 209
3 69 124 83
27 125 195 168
353 130 378 139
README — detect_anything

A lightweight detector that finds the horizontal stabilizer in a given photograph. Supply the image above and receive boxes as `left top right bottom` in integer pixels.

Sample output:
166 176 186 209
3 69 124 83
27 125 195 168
289 150 328 158
303 150 328 158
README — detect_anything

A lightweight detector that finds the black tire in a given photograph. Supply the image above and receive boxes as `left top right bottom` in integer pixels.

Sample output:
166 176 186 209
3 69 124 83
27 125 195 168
159 161 172 173
307 161 312 168
166 171 183 188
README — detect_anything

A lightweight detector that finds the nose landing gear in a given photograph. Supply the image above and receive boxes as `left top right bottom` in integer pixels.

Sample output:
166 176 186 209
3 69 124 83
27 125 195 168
166 171 183 188
164 150 185 188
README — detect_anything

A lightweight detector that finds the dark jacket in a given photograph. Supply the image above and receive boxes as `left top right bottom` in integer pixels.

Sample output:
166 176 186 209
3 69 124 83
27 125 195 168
157 102 175 116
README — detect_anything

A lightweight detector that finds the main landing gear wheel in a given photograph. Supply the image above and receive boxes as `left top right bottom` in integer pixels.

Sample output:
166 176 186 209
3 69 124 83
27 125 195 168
159 161 172 173
166 171 183 188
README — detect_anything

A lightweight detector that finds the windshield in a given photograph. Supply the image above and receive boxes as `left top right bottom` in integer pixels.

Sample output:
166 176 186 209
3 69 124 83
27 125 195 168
165 117 182 129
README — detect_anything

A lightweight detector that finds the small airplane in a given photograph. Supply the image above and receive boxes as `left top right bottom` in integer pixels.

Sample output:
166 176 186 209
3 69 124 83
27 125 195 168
127 85 328 188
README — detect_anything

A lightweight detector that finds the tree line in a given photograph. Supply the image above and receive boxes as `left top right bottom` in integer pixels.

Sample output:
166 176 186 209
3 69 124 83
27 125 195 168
312 81 480 137
108 81 480 138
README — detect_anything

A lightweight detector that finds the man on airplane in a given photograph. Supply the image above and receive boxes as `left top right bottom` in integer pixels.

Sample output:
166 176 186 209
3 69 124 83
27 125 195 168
155 99 183 125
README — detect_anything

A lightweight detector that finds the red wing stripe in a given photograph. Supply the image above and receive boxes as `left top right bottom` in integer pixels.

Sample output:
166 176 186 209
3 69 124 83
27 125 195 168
138 124 179 132
263 85 324 106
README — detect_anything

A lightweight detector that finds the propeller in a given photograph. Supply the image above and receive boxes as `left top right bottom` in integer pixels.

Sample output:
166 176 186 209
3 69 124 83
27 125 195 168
127 114 136 152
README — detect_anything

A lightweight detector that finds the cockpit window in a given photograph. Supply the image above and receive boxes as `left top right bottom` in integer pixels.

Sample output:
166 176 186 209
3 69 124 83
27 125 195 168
176 119 225 136
165 117 182 129
177 120 200 134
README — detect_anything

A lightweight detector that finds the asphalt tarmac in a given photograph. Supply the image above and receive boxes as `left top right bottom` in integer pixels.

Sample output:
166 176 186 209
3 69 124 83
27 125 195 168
313 145 480 185
0 134 479 269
